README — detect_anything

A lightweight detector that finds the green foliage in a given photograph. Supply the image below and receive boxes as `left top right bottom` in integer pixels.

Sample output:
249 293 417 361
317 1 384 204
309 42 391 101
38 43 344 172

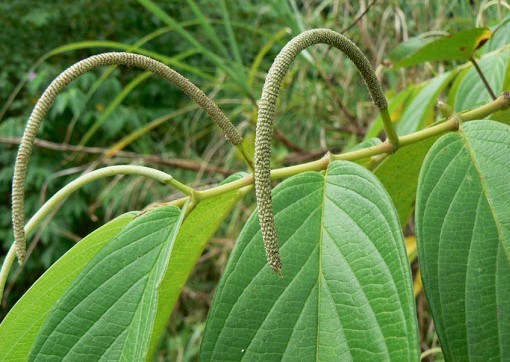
31 205 184 360
147 172 249 357
0 213 135 360
416 121 510 360
0 2 509 361
390 27 492 67
201 162 419 360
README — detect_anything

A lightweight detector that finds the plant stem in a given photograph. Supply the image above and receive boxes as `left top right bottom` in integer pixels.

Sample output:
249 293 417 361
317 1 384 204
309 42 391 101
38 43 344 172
183 92 510 205
2 93 509 300
470 56 497 100
237 140 255 172
420 347 443 360
0 247 15 305
380 108 400 149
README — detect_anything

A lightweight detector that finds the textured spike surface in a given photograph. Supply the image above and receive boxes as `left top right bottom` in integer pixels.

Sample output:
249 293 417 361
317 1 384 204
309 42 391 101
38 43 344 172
255 29 387 274
11 52 242 263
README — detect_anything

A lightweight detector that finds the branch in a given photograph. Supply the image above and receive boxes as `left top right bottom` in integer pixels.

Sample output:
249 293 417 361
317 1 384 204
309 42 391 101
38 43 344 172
470 56 497 100
341 0 379 33
0 136 234 176
1 93 509 300
1 165 190 301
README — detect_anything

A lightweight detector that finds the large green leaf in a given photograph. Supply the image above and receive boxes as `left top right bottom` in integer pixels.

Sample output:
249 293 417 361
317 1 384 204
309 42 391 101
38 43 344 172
29 205 184 361
147 172 249 358
0 213 135 361
374 136 439 226
201 161 419 360
388 34 442 66
416 120 510 360
391 27 491 68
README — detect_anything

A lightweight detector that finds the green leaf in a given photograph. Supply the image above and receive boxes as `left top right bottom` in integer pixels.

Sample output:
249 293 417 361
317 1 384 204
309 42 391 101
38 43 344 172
29 205 184 361
416 120 510 360
391 28 492 68
388 34 442 65
397 71 456 135
147 173 249 357
0 213 136 361
374 136 439 226
201 161 419 360
454 49 510 112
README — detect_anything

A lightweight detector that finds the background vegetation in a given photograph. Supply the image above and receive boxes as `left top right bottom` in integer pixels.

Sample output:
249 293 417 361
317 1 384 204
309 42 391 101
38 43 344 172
0 1 507 360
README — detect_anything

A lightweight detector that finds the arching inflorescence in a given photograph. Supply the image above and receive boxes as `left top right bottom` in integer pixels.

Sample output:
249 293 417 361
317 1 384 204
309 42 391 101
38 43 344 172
255 28 393 275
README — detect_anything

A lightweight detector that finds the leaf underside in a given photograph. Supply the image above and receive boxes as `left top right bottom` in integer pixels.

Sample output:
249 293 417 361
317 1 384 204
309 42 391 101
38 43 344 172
29 205 184 361
416 120 510 360
0 213 136 361
201 160 419 361
147 172 249 357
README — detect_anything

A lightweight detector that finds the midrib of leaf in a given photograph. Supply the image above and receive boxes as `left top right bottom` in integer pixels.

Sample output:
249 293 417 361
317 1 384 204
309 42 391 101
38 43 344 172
123 206 185 360
459 126 509 261
239 247 319 361
318 169 407 359
316 169 326 362
496 245 505 358
465 192 496 359
320 274 352 360
118 224 172 360
322 195 390 358
329 171 416 358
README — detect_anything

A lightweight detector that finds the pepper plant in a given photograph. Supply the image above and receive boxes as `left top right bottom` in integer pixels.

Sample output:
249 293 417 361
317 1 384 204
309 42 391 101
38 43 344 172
0 22 510 361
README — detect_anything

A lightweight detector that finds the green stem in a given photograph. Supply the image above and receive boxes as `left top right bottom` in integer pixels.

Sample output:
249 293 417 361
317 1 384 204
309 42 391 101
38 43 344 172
1 165 183 302
2 93 509 299
420 347 443 360
380 108 399 149
182 92 510 208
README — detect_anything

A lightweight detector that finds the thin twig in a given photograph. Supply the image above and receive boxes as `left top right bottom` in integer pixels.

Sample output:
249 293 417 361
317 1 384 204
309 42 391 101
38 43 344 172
470 56 497 100
0 136 234 176
341 0 379 33
273 129 304 152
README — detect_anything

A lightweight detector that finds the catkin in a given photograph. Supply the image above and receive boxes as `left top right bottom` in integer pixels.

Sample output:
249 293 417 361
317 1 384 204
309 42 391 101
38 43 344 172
255 29 388 275
12 52 242 264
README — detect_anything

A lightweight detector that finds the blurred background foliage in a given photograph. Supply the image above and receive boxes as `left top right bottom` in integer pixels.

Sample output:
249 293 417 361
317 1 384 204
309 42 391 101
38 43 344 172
0 1 508 360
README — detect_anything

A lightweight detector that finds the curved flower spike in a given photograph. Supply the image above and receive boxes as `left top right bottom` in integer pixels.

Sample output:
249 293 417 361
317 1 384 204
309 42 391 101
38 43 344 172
12 52 244 265
255 28 394 275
